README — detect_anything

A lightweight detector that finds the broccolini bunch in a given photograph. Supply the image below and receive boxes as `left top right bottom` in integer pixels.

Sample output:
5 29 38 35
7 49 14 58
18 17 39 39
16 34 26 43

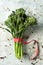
5 8 36 59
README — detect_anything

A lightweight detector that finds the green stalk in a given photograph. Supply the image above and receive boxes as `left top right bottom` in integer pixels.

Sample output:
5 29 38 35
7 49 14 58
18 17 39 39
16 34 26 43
14 42 23 59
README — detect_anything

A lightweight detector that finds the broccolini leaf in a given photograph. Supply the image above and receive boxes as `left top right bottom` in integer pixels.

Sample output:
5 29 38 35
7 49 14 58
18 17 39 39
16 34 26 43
5 8 37 38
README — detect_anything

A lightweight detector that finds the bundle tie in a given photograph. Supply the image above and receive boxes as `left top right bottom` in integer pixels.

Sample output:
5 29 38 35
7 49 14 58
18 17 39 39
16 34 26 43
14 38 39 60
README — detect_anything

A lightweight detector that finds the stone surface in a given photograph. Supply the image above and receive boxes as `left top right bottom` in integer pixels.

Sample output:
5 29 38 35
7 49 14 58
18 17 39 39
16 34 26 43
0 0 43 65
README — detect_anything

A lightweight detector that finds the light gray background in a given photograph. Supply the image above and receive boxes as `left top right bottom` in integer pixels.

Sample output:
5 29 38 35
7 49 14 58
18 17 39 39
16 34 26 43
0 0 43 65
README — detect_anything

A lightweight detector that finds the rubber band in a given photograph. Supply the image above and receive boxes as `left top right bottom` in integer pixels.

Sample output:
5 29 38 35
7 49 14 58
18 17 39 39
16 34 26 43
13 38 39 60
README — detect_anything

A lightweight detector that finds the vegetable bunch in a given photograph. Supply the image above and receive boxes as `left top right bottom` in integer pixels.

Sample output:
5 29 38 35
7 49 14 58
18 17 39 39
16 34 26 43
5 8 36 59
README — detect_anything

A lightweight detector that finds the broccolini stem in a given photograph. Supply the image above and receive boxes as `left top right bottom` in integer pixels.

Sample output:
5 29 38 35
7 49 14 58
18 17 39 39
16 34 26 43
14 42 23 59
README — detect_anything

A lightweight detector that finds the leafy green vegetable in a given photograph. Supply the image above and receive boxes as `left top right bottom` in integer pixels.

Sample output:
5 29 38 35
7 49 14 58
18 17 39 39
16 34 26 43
5 8 37 59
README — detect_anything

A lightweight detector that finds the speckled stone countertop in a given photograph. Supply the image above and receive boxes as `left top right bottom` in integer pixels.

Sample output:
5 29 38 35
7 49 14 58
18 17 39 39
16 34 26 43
0 0 43 65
